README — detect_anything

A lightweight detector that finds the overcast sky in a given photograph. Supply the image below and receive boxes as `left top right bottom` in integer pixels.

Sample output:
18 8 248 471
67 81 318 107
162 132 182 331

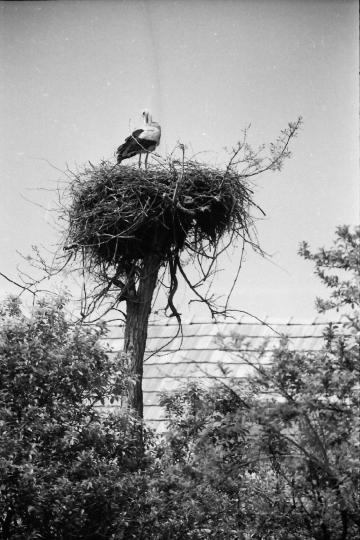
0 0 358 321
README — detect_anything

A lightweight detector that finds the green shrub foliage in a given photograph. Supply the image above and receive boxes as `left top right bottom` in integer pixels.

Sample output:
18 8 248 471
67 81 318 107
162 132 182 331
0 296 146 540
156 225 359 539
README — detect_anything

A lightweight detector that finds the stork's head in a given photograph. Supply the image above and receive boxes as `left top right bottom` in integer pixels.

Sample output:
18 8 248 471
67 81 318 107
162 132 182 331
142 108 152 123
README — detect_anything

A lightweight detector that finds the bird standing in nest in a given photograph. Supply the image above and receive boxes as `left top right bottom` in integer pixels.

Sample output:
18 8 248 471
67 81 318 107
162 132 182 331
116 109 161 169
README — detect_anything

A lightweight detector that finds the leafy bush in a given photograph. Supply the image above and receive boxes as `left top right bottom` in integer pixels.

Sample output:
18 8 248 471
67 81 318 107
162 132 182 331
0 295 148 539
156 226 360 539
157 319 359 539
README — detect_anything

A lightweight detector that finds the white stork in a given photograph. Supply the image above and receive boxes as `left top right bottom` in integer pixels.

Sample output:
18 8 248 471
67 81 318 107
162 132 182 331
116 109 161 169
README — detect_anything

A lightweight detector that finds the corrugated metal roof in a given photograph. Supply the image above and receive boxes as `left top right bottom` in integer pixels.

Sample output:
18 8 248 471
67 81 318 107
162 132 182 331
100 314 349 432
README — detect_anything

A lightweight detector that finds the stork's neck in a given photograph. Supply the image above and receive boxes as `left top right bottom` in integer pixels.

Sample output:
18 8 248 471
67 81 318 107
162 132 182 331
144 113 152 124
143 115 160 131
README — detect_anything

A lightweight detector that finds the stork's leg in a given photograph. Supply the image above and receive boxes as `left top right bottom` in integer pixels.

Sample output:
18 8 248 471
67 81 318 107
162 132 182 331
145 152 149 171
138 154 142 168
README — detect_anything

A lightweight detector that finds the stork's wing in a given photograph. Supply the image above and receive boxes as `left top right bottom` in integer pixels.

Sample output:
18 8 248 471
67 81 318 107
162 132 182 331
117 129 158 163
116 129 144 160
124 129 144 142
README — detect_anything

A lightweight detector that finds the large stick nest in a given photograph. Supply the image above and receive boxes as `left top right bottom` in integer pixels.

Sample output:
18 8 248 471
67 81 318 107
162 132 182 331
63 158 257 274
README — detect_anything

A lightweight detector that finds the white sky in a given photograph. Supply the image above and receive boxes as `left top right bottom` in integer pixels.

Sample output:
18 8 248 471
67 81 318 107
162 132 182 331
0 0 358 321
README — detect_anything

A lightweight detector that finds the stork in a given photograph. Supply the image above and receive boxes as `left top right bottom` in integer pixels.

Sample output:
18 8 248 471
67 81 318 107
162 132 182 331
116 109 161 169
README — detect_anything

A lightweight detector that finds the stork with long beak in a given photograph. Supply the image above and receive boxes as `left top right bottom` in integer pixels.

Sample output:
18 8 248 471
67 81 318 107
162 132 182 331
116 109 161 169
